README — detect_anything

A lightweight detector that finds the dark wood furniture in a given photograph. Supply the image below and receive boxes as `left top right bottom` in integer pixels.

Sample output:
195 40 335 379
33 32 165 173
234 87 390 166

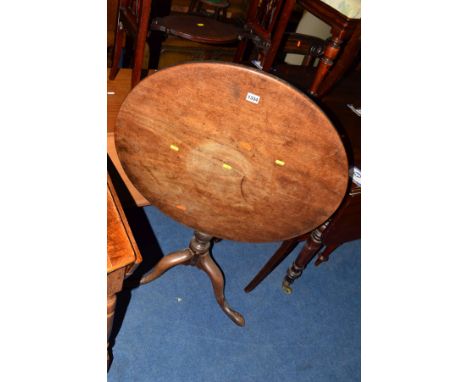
109 0 241 88
108 0 119 49
271 176 359 294
151 14 239 45
317 20 360 97
107 174 142 369
151 13 241 69
189 0 231 20
244 69 360 293
109 0 153 88
235 0 360 97
114 62 349 326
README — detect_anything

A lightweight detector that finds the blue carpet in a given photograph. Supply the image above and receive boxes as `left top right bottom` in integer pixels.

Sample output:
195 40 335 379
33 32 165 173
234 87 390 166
108 206 360 382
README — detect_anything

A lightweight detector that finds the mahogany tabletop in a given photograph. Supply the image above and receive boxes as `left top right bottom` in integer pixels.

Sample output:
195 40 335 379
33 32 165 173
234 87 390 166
115 62 348 242
151 14 240 44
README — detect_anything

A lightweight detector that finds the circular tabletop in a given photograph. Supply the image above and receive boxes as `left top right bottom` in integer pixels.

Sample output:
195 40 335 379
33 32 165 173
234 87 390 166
115 62 348 242
151 15 240 44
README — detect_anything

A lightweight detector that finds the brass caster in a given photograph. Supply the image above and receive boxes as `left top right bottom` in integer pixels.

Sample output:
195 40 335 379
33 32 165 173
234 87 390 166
282 281 292 295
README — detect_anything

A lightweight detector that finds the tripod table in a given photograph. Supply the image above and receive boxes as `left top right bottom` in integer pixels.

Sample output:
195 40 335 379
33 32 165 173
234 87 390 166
114 62 348 326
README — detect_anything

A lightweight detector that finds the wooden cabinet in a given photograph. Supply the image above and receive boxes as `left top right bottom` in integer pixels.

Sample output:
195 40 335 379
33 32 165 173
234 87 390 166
107 173 142 368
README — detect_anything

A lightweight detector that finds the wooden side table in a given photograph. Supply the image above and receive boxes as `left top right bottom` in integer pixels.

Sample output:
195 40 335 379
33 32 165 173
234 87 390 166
150 14 240 53
109 0 241 88
107 174 142 369
114 62 349 326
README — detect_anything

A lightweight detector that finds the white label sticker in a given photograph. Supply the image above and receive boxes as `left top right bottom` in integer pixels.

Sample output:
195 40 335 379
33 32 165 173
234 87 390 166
246 92 260 104
352 167 361 186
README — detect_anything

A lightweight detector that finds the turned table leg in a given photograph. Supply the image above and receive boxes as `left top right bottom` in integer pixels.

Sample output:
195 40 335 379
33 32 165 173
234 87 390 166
282 222 329 294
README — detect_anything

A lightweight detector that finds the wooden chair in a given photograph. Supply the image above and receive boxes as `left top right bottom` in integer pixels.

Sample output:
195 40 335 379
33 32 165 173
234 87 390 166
234 0 360 97
109 0 153 88
265 31 327 91
114 62 349 326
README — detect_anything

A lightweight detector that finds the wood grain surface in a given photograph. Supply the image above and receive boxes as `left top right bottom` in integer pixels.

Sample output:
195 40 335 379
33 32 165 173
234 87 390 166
115 62 348 242
107 175 142 273
108 68 151 206
108 69 133 134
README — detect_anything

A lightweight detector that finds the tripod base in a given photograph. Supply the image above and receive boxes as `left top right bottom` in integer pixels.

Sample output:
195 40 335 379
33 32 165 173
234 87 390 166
140 231 245 326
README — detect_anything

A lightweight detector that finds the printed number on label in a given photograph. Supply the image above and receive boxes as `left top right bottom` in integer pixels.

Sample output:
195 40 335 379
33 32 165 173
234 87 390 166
246 92 260 104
